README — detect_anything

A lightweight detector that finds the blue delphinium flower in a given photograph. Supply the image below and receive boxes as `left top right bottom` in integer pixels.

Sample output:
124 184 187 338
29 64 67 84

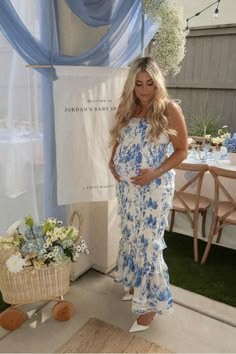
224 135 236 153
224 137 236 152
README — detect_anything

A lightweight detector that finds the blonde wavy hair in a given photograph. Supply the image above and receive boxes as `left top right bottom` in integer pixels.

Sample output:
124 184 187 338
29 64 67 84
110 56 176 145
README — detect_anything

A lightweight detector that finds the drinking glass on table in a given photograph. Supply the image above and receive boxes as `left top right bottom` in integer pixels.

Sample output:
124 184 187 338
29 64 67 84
214 147 221 163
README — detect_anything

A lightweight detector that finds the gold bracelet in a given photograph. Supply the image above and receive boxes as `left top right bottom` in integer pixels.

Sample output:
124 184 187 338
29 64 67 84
159 166 163 175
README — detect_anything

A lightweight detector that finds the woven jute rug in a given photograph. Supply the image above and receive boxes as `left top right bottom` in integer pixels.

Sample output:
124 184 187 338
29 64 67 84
56 317 172 353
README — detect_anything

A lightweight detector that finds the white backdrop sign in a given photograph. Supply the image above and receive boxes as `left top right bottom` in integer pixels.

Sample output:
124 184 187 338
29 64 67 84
54 66 128 204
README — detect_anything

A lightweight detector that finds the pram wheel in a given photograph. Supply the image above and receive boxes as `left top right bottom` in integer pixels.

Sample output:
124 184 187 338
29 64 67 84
0 308 25 330
52 301 75 321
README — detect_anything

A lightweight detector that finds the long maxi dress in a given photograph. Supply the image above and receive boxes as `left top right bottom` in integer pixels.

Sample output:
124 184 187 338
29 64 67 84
113 118 175 315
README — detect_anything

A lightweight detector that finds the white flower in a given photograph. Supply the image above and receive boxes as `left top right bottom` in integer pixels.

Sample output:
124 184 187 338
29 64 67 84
6 219 23 237
212 137 223 145
70 226 79 238
188 137 193 144
205 134 211 141
53 248 59 255
47 218 57 224
143 0 186 75
6 253 26 273
221 133 231 140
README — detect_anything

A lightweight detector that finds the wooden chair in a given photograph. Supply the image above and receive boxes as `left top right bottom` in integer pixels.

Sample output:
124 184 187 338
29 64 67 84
169 163 211 262
201 166 236 264
188 136 206 148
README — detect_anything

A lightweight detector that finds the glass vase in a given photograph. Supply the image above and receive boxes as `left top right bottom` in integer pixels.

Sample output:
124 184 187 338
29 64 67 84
228 152 236 165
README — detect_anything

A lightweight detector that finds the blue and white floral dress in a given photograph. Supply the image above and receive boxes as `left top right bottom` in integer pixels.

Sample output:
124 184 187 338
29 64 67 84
113 118 175 315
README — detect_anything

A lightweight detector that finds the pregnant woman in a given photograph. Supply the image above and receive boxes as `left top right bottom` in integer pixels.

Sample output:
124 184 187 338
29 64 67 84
109 57 188 332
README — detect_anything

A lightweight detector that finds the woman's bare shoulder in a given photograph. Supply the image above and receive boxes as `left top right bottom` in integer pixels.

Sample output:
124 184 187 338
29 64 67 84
165 100 185 131
165 100 182 116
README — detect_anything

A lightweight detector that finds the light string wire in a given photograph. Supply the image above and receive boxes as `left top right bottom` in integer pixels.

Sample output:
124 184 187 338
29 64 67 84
185 0 221 32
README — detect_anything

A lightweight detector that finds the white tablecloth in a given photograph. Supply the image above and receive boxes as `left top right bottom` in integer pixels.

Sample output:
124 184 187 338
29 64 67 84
171 157 236 250
0 132 44 234
0 133 43 198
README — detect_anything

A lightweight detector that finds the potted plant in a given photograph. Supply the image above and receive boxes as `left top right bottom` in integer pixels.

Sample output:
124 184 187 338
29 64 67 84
188 114 223 137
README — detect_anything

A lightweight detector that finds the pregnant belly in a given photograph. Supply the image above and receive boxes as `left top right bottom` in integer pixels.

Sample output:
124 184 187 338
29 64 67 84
114 161 141 182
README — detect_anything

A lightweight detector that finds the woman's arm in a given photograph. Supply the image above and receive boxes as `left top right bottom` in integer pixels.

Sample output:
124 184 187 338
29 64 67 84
159 100 188 173
131 101 188 186
109 141 120 182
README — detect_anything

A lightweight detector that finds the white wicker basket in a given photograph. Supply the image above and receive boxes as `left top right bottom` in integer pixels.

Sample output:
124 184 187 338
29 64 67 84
0 260 71 305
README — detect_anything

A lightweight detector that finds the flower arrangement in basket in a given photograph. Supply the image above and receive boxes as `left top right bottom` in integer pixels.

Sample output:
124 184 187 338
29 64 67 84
0 215 89 273
0 212 89 315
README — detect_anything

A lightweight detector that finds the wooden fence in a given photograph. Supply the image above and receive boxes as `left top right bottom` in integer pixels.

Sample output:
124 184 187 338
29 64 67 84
165 24 236 134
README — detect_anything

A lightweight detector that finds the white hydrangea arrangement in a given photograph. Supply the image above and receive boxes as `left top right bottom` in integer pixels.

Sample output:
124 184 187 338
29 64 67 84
0 216 89 273
205 126 231 149
143 0 186 75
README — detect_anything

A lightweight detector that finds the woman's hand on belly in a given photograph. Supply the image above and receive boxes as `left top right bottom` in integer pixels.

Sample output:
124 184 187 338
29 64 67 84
130 168 160 186
109 160 121 182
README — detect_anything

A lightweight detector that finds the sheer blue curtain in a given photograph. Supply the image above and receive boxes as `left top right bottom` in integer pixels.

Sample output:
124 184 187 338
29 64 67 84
64 0 121 27
0 1 45 232
0 0 159 220
0 0 159 75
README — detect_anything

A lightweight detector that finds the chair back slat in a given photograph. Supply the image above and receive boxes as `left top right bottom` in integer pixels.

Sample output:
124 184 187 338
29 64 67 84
175 163 208 207
171 163 210 263
209 166 236 179
188 136 206 144
177 170 204 193
210 167 236 206
201 166 236 264
210 166 236 218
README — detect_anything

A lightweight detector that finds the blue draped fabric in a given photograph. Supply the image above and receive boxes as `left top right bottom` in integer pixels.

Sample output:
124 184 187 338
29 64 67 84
65 0 121 27
0 0 159 218
40 0 66 222
0 0 58 80
0 0 159 73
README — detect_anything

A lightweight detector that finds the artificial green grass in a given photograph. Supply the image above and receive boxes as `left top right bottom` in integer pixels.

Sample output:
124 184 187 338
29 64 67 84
0 292 9 313
164 231 236 307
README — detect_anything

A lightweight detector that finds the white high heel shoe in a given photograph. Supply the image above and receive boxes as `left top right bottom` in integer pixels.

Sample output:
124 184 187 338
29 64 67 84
122 292 133 301
129 320 150 333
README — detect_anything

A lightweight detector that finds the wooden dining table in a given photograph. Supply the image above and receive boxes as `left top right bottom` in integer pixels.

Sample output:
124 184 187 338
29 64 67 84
171 155 236 250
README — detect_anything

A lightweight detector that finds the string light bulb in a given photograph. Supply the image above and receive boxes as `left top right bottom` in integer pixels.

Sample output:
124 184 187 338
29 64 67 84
184 19 190 34
213 8 219 18
185 0 221 32
213 0 221 18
